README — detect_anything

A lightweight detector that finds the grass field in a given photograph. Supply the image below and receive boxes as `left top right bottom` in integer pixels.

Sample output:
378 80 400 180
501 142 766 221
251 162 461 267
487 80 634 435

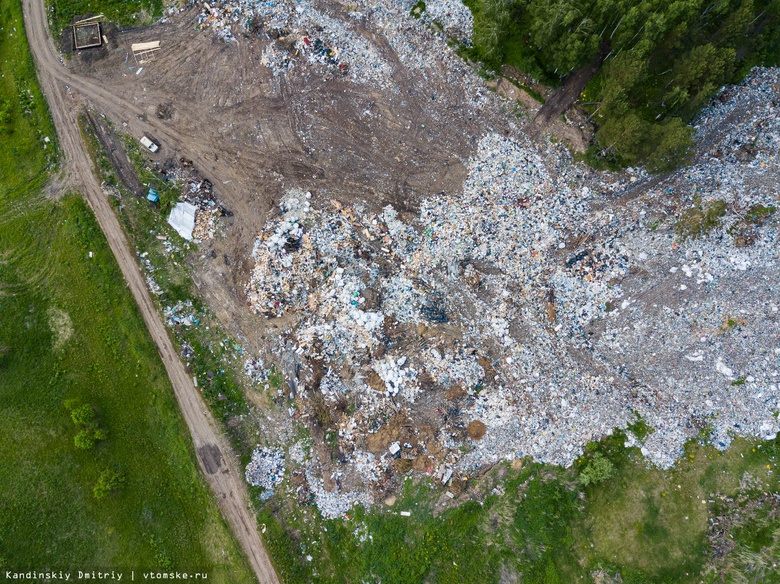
47 0 163 33
0 2 57 190
0 1 255 580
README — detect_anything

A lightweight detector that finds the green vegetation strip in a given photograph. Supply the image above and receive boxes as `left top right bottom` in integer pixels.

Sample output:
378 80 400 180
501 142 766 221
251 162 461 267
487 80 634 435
47 0 163 33
258 430 780 583
0 1 254 579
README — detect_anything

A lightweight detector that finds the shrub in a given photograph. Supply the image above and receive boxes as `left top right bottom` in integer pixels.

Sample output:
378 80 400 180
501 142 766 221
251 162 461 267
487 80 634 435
66 401 106 448
675 198 727 240
70 404 95 427
93 469 125 499
580 452 616 486
74 429 96 450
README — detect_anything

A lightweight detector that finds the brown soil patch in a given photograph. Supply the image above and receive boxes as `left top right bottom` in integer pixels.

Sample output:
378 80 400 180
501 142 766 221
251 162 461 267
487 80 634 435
365 413 413 453
466 420 487 440
445 383 466 401
488 77 542 112
366 370 386 392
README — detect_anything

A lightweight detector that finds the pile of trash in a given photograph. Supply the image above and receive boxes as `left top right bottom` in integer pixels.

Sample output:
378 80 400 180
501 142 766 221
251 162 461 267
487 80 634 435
244 68 780 507
306 470 374 519
245 447 286 492
194 0 479 90
413 0 473 44
244 356 268 384
163 300 200 327
137 251 164 296
196 0 393 87
156 159 231 243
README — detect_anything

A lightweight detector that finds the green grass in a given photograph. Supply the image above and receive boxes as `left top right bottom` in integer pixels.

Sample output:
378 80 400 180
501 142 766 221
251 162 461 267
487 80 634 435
48 0 163 34
574 432 780 583
255 464 587 584
410 0 425 19
0 1 255 579
627 413 654 442
0 180 255 580
675 198 728 240
0 1 57 192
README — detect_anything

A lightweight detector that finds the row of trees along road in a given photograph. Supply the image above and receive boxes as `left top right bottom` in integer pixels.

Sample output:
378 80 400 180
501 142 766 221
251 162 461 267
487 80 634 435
467 0 780 171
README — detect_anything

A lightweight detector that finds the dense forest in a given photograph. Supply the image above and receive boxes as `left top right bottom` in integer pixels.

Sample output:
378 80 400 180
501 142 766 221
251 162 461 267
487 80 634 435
466 0 780 170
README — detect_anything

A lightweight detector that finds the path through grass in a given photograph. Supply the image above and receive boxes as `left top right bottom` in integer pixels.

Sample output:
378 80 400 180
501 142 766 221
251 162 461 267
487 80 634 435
0 1 254 579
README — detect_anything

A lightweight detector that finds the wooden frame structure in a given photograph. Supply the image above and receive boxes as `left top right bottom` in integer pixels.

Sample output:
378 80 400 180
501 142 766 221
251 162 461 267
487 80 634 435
73 16 103 50
131 41 161 64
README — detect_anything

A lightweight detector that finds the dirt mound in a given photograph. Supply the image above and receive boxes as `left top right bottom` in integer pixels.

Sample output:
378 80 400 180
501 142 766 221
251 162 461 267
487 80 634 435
466 420 486 440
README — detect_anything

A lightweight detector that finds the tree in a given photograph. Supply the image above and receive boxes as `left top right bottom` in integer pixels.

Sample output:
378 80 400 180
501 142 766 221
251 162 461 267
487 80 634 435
469 0 780 170
646 118 694 172
66 400 107 449
594 111 648 164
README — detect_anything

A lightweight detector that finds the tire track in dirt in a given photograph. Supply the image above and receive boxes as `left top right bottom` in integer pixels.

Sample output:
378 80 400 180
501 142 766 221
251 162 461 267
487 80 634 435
22 1 281 581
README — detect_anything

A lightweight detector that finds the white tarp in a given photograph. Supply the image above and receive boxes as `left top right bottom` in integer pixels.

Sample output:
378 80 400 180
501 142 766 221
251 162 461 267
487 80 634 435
167 202 197 241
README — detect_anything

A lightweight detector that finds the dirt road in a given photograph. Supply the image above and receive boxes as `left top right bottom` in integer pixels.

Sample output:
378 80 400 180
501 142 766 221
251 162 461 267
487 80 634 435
22 1 281 582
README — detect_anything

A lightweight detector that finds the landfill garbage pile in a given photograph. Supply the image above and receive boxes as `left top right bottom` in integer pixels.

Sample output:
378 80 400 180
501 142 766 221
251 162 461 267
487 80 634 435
245 447 286 497
243 68 780 513
581 67 780 466
244 356 268 384
156 159 231 243
163 300 200 327
194 0 476 90
413 0 473 45
305 470 374 519
197 0 392 86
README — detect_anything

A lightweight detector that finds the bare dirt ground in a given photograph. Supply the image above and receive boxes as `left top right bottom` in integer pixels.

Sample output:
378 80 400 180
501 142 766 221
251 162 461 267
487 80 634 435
22 1 281 581
85 110 144 196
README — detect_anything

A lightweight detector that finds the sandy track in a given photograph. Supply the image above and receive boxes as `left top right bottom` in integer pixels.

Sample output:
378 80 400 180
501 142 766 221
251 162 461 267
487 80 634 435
22 1 281 582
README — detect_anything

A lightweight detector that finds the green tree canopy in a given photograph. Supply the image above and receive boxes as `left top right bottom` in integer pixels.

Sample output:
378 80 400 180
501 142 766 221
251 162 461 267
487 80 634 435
466 0 780 169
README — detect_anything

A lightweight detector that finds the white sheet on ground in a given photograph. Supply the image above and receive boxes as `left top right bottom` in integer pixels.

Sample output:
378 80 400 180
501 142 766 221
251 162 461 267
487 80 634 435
167 202 197 241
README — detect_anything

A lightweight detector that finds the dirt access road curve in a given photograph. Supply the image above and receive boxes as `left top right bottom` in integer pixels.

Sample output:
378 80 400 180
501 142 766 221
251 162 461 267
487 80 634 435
22 1 281 581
